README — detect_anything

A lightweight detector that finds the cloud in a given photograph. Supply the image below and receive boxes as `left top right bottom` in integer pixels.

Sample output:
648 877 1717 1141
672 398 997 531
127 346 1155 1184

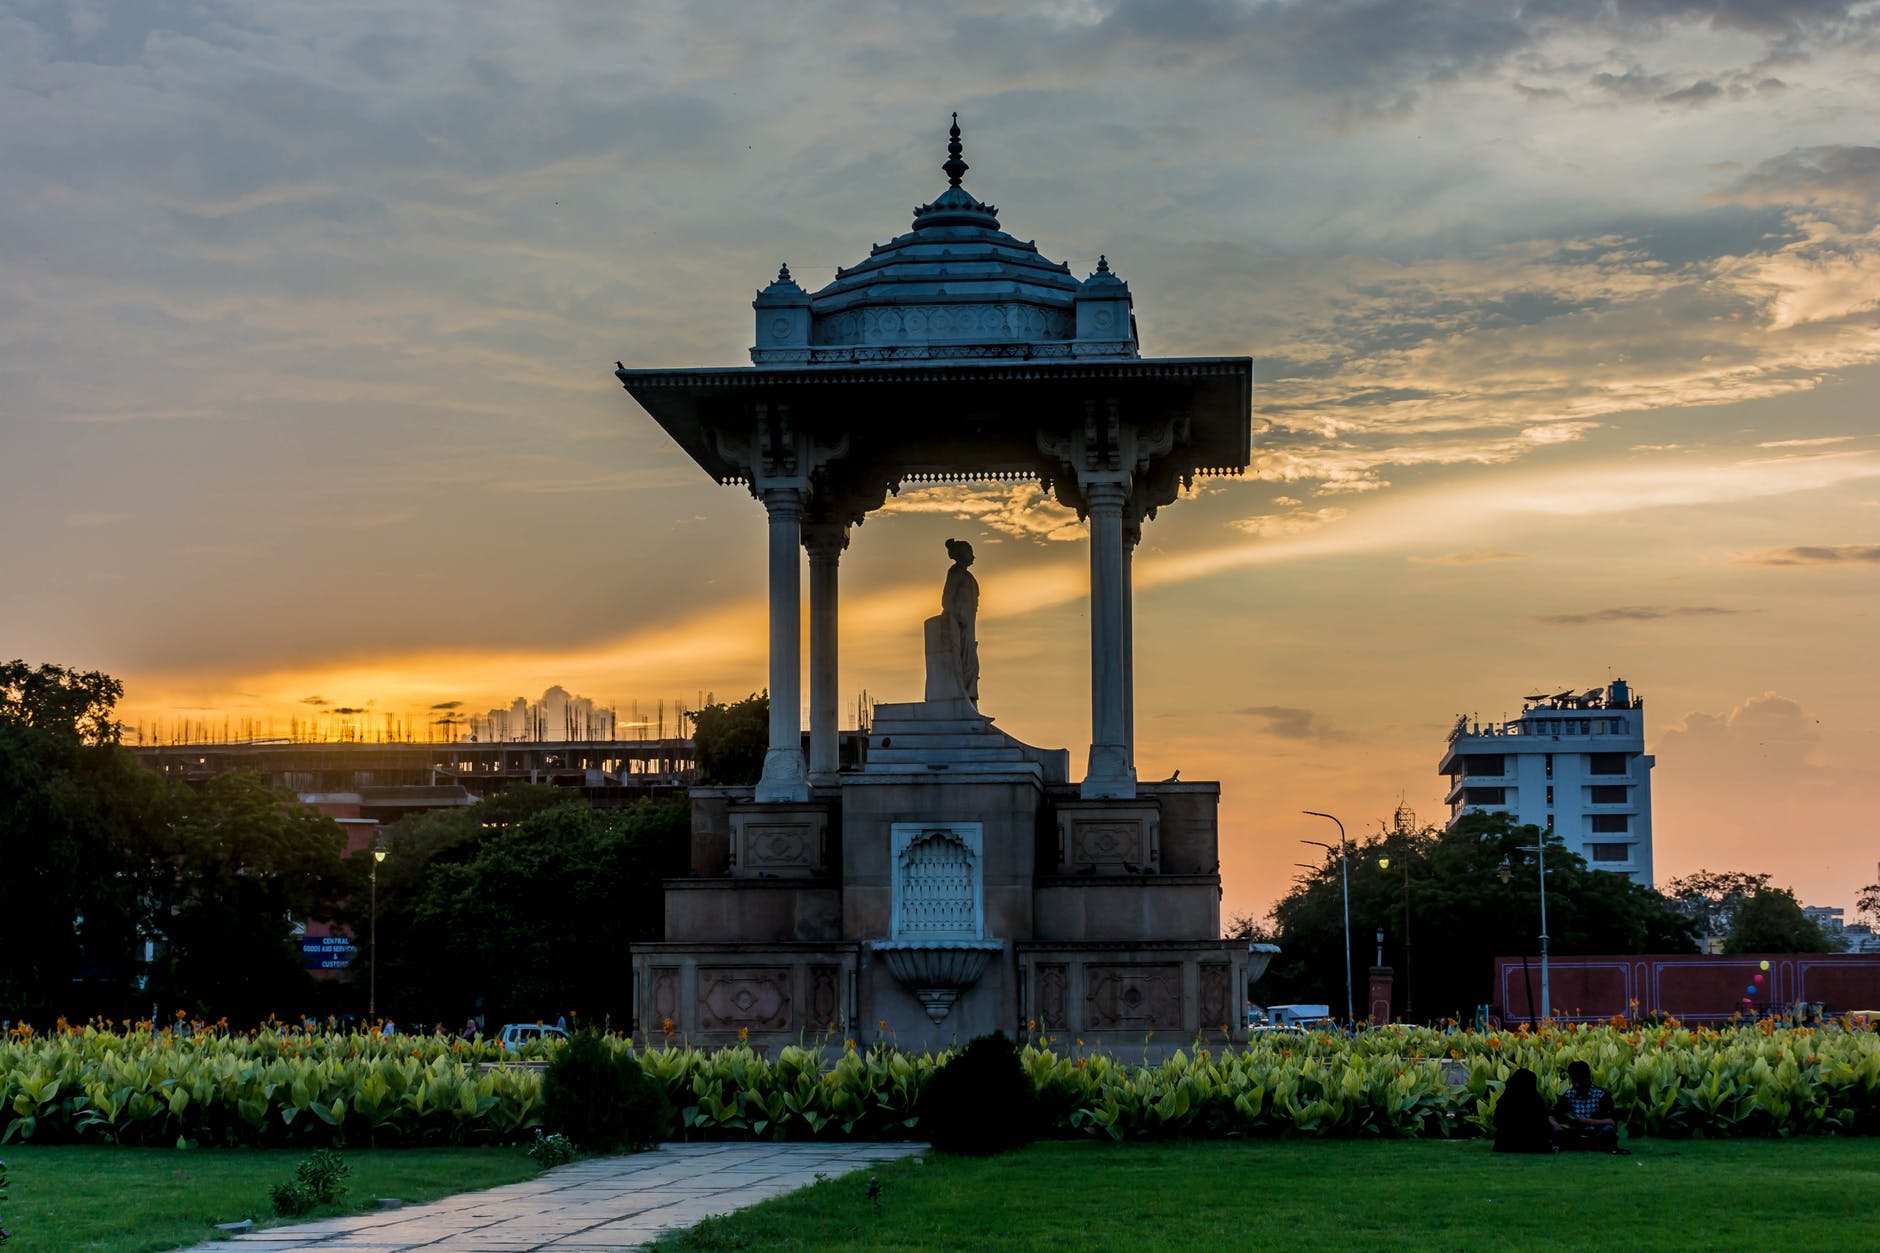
429 700 463 710
1589 67 1673 100
1408 551 1526 565
300 695 329 706
875 483 1085 543
1729 146 1880 211
1733 544 1880 566
1230 506 1347 538
1657 691 1822 778
1659 80 1724 107
1530 606 1741 626
1756 436 1855 448
1234 705 1341 741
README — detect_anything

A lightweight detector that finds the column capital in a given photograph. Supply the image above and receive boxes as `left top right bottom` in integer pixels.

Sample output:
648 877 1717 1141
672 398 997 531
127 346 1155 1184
760 484 806 517
801 520 851 561
1083 479 1129 513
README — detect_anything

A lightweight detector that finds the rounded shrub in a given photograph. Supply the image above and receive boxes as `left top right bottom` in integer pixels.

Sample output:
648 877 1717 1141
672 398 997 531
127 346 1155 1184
541 1032 671 1151
916 1030 1039 1155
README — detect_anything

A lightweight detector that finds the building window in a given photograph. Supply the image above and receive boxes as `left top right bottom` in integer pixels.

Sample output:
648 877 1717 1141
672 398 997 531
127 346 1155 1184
1589 752 1629 776
1464 754 1505 777
1589 842 1630 862
1464 787 1506 805
1546 785 1554 806
1544 753 1553 778
1591 813 1629 833
1589 785 1628 804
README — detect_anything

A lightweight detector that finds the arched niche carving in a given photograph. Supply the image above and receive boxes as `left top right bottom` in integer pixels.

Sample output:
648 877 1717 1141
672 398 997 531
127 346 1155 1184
889 822 985 940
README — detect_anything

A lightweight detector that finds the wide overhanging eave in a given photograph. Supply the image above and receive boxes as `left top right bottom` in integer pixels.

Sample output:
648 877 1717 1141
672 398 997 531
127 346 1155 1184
616 356 1253 484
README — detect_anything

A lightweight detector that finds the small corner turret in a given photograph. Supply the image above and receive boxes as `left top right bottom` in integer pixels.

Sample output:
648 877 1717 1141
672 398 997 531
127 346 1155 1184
751 261 812 364
1074 253 1138 357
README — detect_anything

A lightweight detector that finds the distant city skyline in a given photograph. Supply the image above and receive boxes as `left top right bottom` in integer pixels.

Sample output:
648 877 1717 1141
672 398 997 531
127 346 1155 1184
4 3 1877 922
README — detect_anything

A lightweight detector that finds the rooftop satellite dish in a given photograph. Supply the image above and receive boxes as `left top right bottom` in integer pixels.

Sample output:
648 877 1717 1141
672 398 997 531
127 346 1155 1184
1524 694 1549 702
1552 690 1574 701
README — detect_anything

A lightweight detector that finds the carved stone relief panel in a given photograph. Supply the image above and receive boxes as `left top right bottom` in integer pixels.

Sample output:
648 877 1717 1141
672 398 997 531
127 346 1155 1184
1072 821 1146 867
740 822 821 873
650 967 679 1026
1038 963 1069 1031
809 966 840 1032
1084 963 1183 1031
698 967 793 1032
1056 805 1161 874
1199 963 1230 1032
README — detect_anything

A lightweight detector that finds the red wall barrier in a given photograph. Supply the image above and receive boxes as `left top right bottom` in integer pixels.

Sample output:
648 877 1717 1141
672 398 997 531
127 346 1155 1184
1493 953 1880 1023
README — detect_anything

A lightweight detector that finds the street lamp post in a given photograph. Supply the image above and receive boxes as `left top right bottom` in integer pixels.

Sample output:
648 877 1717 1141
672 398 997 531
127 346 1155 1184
370 840 388 1022
1499 841 1551 1020
1301 811 1352 1023
1377 854 1413 1020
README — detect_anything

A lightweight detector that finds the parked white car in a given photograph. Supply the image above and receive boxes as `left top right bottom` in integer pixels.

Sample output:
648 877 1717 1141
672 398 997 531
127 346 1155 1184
498 1022 569 1051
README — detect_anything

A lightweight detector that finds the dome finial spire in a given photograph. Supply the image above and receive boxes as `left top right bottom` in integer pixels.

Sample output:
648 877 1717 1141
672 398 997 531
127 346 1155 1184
942 111 968 188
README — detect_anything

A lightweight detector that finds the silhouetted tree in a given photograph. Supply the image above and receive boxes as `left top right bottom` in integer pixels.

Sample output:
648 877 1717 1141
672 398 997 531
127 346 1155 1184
368 791 689 1027
1723 887 1835 954
0 660 171 1020
1259 811 1697 1022
1662 869 1772 942
688 692 768 785
144 771 348 1021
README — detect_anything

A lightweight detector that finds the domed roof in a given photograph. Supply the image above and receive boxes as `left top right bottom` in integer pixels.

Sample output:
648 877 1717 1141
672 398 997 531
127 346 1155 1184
752 116 1138 365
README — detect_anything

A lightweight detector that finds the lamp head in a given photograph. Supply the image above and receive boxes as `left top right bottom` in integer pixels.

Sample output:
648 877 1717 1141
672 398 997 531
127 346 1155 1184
1378 857 1391 871
1497 857 1512 884
373 848 388 864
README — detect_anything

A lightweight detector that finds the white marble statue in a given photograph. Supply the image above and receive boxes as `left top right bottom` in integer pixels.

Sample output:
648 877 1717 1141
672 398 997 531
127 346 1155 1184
924 538 979 704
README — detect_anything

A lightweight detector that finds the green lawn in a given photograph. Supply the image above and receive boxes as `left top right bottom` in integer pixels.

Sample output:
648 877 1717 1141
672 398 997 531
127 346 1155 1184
0 1145 539 1252
656 1138 1880 1251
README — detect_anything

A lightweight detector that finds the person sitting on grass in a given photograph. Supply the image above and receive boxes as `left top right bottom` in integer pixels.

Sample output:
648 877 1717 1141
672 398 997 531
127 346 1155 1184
1493 1067 1557 1154
1552 1060 1624 1152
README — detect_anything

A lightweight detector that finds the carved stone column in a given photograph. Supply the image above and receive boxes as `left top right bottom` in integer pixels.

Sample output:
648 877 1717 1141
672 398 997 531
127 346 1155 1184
757 486 809 802
802 521 849 781
1122 517 1140 769
1083 479 1135 798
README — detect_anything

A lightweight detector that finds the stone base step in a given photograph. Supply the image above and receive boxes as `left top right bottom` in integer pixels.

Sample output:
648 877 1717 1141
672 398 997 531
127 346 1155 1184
867 731 1017 750
868 746 1033 765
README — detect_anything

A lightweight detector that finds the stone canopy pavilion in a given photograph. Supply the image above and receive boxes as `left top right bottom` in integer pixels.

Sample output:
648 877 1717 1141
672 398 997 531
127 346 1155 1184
618 118 1271 1049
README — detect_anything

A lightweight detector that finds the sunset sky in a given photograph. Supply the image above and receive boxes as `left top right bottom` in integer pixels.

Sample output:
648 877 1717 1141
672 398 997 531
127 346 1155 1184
4 1 1877 924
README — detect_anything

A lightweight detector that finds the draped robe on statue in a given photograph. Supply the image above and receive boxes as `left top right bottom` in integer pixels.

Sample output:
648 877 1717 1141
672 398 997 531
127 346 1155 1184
924 557 979 704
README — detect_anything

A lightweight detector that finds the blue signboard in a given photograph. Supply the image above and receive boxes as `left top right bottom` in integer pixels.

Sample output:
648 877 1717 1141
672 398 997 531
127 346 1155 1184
302 936 358 970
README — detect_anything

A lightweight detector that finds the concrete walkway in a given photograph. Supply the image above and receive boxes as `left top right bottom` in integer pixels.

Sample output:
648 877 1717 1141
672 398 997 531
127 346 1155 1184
190 1142 926 1252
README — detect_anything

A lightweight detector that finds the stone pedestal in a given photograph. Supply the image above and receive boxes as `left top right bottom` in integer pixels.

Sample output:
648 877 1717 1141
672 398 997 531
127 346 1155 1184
633 700 1247 1054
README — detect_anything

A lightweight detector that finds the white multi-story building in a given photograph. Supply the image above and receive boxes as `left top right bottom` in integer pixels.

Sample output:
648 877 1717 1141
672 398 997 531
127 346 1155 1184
1437 678 1655 886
